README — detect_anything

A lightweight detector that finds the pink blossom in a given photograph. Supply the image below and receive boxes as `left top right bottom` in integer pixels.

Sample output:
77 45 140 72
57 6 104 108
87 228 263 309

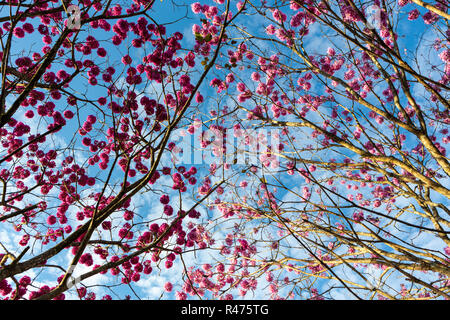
439 49 450 63
122 55 132 65
191 2 202 14
272 9 287 23
164 282 173 292
408 9 419 20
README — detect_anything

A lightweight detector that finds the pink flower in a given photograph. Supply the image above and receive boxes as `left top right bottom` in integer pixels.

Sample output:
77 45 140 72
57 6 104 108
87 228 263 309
265 24 276 35
206 6 218 18
191 2 202 14
24 110 34 119
373 199 382 208
272 9 287 23
86 115 97 124
63 110 74 119
97 47 107 57
225 73 235 83
102 73 112 82
423 11 439 24
407 9 419 20
22 23 34 33
82 137 91 146
13 27 25 38
102 221 111 230
195 92 204 103
353 211 364 222
51 90 62 100
19 276 31 287
47 215 57 225
290 1 301 10
131 273 141 282
164 282 173 292
42 35 52 44
237 82 246 92
122 54 132 65
160 194 170 204
80 253 93 266
251 72 261 82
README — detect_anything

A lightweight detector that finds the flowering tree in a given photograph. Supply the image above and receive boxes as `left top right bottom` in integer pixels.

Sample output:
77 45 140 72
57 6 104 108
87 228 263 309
0 0 248 300
173 0 450 300
0 0 449 301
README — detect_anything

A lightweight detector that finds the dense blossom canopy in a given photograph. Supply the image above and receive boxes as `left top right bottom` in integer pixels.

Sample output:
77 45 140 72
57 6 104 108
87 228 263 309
0 0 449 300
